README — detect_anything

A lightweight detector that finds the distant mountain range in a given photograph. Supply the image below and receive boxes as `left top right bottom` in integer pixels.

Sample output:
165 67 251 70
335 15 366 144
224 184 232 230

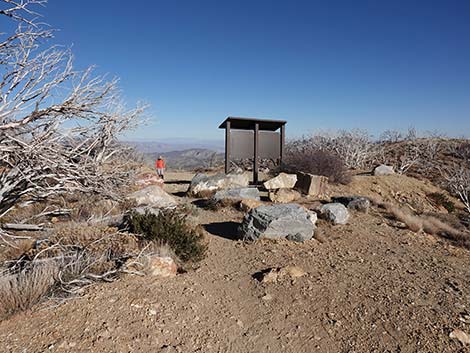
125 139 224 171
126 138 224 154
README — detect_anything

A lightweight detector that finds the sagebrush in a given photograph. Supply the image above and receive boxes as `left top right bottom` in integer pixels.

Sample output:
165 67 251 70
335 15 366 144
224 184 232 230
122 210 207 264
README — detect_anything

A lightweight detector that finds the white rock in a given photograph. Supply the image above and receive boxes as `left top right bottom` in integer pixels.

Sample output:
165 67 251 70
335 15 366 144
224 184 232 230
373 164 395 176
128 185 177 208
263 173 297 190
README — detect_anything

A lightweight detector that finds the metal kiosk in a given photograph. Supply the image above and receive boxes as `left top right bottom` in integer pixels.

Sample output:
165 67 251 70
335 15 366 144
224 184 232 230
219 117 286 184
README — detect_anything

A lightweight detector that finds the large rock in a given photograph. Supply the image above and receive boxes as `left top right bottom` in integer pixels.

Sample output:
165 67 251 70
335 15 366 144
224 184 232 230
212 187 260 202
294 173 328 196
319 203 350 225
268 188 301 203
373 164 395 176
188 173 249 198
263 173 297 190
239 204 316 242
128 185 177 208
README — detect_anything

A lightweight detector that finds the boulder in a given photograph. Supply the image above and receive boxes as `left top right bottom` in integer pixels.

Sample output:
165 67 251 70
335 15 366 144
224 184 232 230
294 173 328 196
239 199 263 212
213 187 260 202
147 256 177 278
135 173 164 187
127 185 177 209
188 173 249 198
263 173 297 190
373 164 395 176
319 203 350 225
268 188 301 203
239 203 316 242
332 196 371 213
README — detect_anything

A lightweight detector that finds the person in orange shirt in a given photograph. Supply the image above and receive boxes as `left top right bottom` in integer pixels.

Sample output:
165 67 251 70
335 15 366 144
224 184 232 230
155 156 166 180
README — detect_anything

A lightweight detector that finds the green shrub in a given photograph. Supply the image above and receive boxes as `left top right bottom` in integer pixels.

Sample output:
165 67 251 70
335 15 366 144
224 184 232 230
122 210 207 263
427 192 455 213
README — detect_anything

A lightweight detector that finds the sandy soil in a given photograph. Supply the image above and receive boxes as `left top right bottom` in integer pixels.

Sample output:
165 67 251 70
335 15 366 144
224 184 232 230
1 173 470 353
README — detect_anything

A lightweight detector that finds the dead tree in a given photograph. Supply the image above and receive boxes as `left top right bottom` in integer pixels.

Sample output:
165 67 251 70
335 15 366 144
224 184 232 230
0 0 146 216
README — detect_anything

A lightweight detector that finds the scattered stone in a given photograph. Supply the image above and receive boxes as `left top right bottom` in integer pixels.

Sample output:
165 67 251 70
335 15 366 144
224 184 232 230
449 329 470 345
239 204 316 242
263 173 297 190
319 203 350 225
212 187 260 202
188 173 249 198
332 196 371 213
127 185 177 208
147 256 177 278
347 197 370 213
295 173 328 196
256 266 307 284
373 164 395 176
239 199 263 212
268 188 301 203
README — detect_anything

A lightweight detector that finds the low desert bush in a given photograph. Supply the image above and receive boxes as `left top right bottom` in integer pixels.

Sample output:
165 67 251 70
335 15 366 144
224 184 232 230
381 202 470 249
427 192 455 213
122 210 207 264
0 262 58 319
283 148 352 185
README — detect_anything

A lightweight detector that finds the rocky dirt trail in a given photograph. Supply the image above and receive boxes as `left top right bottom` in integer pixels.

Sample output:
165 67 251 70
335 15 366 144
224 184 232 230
1 173 470 353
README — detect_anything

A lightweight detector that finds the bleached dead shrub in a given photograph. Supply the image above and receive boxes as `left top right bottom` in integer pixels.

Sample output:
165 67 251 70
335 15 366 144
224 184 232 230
380 202 470 248
0 262 59 319
294 129 379 169
441 162 470 214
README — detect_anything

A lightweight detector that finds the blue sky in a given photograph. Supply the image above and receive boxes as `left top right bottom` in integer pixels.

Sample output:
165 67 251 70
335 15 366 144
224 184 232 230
19 1 470 139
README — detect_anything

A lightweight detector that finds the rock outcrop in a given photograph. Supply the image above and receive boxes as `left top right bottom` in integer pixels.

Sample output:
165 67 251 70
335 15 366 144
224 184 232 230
239 204 316 242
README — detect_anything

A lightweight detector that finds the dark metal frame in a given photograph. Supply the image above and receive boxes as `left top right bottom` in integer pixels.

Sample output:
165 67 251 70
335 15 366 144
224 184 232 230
219 117 287 183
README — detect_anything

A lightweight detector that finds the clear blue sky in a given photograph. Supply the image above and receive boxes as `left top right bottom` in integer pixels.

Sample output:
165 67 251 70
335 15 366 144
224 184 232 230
34 1 470 139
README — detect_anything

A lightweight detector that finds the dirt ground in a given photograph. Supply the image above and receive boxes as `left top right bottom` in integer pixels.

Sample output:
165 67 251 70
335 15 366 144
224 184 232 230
1 172 470 353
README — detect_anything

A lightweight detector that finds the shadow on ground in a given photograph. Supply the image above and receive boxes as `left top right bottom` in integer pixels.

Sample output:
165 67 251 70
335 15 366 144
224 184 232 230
203 221 240 241
164 180 190 185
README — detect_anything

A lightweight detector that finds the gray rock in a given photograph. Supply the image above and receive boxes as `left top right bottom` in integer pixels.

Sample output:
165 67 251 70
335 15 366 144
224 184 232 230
212 187 260 202
347 197 370 213
188 173 249 198
319 203 350 225
373 164 395 176
127 185 177 209
239 204 316 242
295 173 328 196
263 173 297 190
332 196 371 213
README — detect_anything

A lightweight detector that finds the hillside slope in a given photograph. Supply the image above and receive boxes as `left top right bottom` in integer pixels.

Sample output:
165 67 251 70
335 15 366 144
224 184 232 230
1 173 469 353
